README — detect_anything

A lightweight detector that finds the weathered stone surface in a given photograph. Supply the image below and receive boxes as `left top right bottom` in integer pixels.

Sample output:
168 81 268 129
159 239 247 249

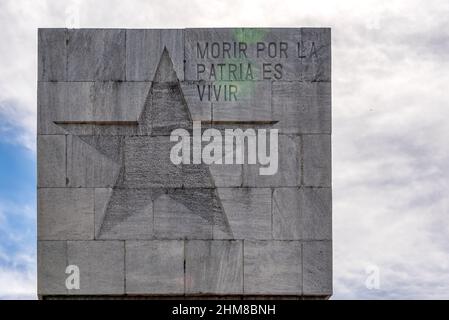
160 29 185 80
208 132 243 187
303 134 331 187
77 135 124 164
93 124 137 136
134 50 191 136
184 28 233 81
124 136 183 188
66 135 122 188
66 135 93 188
272 82 331 134
301 188 332 240
154 189 227 240
303 241 332 296
38 29 67 81
38 82 94 135
39 81 149 134
244 241 302 294
68 29 126 81
96 188 155 240
213 81 272 122
94 188 112 239
37 135 66 187
38 188 94 240
143 84 191 136
185 240 243 294
216 188 271 239
92 81 150 121
38 241 68 295
272 188 301 240
38 240 125 295
125 240 184 294
126 29 184 81
38 28 332 298
244 29 301 81
180 81 212 122
124 136 215 188
154 191 206 239
243 134 301 187
97 188 231 241
210 163 242 187
299 28 331 82
67 241 125 294
86 136 124 187
273 188 331 240
178 81 272 122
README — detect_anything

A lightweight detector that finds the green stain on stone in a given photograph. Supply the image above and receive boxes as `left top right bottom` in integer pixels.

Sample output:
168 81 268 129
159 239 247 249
215 57 257 98
232 28 267 44
212 28 268 99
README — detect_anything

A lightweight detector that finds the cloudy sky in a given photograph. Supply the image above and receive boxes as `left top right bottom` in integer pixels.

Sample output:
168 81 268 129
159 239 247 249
0 0 448 299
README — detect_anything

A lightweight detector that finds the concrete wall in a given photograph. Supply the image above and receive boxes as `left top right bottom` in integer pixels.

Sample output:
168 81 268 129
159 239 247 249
37 28 332 298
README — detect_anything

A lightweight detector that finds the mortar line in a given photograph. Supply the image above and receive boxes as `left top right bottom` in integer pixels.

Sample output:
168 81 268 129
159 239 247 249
93 187 96 240
242 239 245 294
183 240 186 295
183 29 186 80
301 242 304 295
271 188 274 239
124 30 127 81
300 135 304 186
65 29 68 81
64 240 69 294
152 200 155 236
123 240 127 294
65 135 68 186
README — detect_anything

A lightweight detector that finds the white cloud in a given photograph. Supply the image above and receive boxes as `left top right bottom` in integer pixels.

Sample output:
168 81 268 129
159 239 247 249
0 0 448 299
0 201 36 300
0 267 36 300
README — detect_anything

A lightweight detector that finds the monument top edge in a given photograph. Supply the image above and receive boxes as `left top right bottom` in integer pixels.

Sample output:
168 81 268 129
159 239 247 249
37 27 331 31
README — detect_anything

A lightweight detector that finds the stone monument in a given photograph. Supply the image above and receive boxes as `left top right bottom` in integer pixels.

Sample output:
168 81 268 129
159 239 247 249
37 28 332 299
